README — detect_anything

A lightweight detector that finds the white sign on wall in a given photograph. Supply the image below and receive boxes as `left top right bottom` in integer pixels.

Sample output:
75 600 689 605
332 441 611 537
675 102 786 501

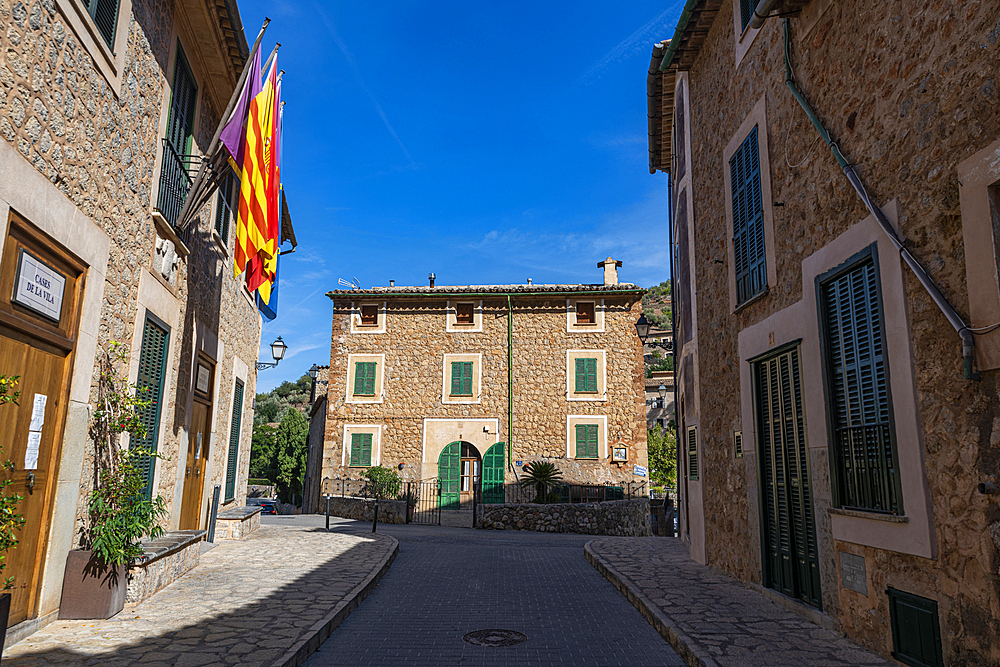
13 249 65 323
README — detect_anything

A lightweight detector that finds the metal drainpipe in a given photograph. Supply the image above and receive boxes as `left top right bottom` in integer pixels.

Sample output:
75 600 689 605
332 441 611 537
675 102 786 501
507 295 514 473
781 18 979 380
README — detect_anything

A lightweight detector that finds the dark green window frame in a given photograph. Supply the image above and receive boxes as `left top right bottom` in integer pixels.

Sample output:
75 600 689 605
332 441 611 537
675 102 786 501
731 125 767 306
82 0 120 49
349 433 373 467
224 379 244 502
817 245 901 515
354 361 376 396
450 361 473 396
131 312 170 500
574 357 598 393
687 426 699 481
575 424 598 459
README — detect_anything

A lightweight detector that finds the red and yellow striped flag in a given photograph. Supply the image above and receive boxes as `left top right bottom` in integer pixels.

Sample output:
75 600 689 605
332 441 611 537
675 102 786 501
234 58 279 280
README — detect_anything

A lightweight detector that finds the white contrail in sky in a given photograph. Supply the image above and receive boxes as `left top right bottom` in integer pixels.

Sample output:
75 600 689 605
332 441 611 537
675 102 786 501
580 2 684 84
314 4 416 166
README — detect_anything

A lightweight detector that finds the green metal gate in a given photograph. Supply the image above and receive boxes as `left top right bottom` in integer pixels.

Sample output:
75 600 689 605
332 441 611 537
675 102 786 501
755 346 822 609
438 442 460 510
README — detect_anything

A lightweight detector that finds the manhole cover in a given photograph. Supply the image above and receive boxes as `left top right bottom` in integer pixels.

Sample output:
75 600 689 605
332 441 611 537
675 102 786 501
462 629 527 647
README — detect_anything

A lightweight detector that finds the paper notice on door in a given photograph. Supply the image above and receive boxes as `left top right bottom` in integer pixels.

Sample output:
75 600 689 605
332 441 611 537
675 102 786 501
29 393 47 432
24 431 41 470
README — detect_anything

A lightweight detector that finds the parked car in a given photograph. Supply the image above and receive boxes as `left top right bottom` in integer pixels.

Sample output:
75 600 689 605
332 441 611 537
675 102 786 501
257 504 277 515
247 498 278 515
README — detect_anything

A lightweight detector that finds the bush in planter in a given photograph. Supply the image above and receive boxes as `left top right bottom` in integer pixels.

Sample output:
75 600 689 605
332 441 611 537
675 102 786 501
61 343 168 620
362 466 401 500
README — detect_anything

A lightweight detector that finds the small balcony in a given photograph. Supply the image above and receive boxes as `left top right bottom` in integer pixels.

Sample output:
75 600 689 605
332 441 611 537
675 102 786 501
156 139 200 241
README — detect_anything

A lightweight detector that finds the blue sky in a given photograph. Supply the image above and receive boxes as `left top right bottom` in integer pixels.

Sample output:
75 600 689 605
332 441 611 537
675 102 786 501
239 0 682 392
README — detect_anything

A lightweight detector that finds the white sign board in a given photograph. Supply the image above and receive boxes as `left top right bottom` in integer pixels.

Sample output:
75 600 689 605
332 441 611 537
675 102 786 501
633 465 648 477
13 249 65 323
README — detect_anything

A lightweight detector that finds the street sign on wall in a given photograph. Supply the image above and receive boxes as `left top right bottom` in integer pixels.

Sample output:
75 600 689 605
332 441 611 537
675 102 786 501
13 249 65 323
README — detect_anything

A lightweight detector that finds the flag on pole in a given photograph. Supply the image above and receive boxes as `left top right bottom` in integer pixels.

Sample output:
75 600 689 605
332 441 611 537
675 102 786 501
235 56 279 280
256 78 283 302
257 252 279 321
219 44 262 176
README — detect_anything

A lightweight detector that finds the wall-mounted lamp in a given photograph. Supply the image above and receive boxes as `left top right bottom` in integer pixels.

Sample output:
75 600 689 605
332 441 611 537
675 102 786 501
256 336 288 371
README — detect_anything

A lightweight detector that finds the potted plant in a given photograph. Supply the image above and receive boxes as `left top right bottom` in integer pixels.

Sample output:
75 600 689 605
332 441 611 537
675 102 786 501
0 375 25 653
59 343 167 620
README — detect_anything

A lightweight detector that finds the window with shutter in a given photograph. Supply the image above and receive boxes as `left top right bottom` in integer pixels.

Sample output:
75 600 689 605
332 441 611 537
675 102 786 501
820 253 900 514
349 433 373 467
450 362 473 396
739 0 759 32
575 424 598 459
575 357 598 393
132 314 170 500
354 362 376 396
730 126 767 305
455 302 474 324
888 588 944 667
224 379 244 502
83 0 120 49
575 301 595 325
687 426 699 481
166 45 198 158
360 304 378 326
215 173 235 243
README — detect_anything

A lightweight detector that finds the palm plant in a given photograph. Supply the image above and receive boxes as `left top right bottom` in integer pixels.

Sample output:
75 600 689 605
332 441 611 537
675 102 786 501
520 461 563 503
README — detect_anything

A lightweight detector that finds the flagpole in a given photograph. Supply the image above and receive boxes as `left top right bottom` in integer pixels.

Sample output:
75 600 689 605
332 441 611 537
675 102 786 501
176 19 271 231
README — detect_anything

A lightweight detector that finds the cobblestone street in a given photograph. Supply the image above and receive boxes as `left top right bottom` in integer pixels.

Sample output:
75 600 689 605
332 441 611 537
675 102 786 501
302 517 686 667
587 537 895 667
2 524 397 666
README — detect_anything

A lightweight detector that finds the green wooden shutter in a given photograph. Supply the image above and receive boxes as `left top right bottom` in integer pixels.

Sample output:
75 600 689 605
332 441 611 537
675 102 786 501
482 442 505 504
822 256 898 514
166 44 198 157
354 362 376 395
215 174 234 242
132 315 170 500
687 426 699 481
576 424 598 459
574 358 598 393
224 379 244 501
731 126 766 305
451 362 472 395
888 588 944 667
438 442 460 510
349 433 372 467
349 433 360 466
82 0 120 48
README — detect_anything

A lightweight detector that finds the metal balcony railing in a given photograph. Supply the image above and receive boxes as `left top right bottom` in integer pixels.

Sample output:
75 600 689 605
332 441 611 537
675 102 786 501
156 139 200 237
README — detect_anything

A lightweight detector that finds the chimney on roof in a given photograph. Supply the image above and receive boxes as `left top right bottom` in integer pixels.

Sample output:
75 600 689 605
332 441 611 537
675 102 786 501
389 280 395 287
428 272 436 288
598 257 623 285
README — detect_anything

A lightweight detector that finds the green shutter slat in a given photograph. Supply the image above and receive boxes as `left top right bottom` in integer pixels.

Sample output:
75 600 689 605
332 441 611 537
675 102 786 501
167 45 198 157
586 358 597 392
575 358 586 392
482 442 505 504
740 0 758 32
451 362 472 396
350 433 362 466
688 427 699 481
132 315 170 500
215 174 234 242
462 362 472 395
438 442 460 510
355 362 375 396
575 424 597 459
362 433 373 466
224 379 244 501
90 0 120 48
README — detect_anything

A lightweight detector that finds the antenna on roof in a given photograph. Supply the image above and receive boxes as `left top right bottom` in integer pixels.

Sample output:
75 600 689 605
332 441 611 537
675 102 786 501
338 277 360 290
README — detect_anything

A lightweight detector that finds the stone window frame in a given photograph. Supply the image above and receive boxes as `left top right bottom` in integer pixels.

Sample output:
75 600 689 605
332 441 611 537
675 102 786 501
446 299 483 333
441 353 482 405
566 298 605 333
565 349 607 402
957 136 1000 371
340 424 382 468
723 95 777 314
731 0 764 69
55 0 133 96
344 353 385 404
565 415 608 460
350 301 387 334
737 200 937 559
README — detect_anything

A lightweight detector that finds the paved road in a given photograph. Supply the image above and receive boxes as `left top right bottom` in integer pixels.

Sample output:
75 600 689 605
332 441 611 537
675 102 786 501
267 515 684 667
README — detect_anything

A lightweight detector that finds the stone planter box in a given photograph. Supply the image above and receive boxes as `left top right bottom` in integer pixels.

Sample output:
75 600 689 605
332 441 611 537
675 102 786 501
477 498 652 536
214 506 261 540
126 530 205 604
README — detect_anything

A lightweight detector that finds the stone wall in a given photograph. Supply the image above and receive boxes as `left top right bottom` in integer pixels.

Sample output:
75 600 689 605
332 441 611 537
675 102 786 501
669 1 1000 664
477 499 651 536
214 506 261 541
320 496 407 525
126 530 203 604
320 290 648 489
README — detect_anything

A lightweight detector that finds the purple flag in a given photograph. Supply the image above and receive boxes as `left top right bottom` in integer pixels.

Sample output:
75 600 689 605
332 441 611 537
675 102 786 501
220 45 263 168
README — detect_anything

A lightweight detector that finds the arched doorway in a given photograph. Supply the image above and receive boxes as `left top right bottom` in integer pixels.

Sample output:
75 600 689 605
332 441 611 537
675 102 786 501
438 441 479 510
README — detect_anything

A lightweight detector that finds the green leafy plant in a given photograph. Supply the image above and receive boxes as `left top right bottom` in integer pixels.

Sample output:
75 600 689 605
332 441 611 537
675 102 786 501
362 466 401 500
84 342 168 568
396 490 418 508
520 461 564 503
647 424 678 488
0 375 25 590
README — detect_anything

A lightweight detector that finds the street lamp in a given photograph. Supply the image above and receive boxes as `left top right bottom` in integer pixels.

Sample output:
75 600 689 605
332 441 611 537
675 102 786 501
256 336 287 371
308 363 320 403
308 364 319 380
635 314 673 352
658 382 668 400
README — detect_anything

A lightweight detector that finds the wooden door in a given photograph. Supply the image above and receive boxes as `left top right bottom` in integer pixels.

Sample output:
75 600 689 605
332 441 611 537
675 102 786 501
755 347 821 609
179 402 210 529
0 213 85 625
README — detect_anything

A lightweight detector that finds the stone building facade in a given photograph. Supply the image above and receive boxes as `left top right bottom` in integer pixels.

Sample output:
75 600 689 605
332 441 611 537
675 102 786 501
648 1 1000 665
0 0 265 636
312 260 648 514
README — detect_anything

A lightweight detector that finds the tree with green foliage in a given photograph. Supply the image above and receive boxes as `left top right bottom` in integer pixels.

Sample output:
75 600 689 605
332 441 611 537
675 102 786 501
249 423 278 484
647 424 677 488
274 408 309 504
253 394 280 425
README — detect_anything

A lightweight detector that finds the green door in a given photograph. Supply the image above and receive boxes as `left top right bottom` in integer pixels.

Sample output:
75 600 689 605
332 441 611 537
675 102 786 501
482 442 505 504
438 442 460 510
